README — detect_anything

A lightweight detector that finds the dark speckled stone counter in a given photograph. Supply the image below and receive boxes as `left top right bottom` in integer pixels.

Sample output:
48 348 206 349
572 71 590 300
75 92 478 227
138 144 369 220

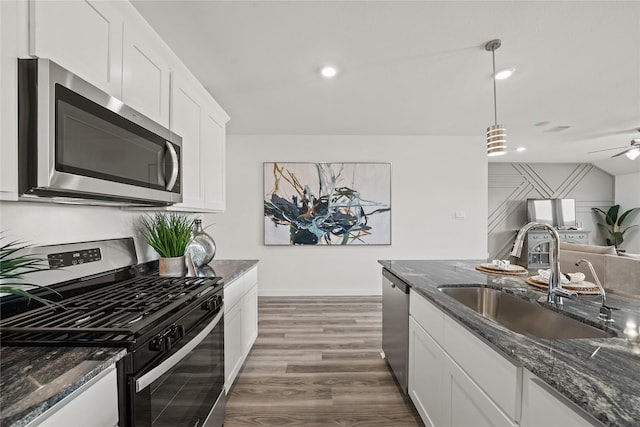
209 259 258 285
0 346 126 427
379 259 640 427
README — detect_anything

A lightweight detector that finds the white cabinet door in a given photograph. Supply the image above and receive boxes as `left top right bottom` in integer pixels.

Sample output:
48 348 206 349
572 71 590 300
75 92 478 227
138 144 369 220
171 73 204 210
224 300 243 393
521 370 602 427
0 0 24 200
443 315 521 422
201 110 226 212
408 316 444 427
28 366 118 427
242 282 258 356
169 70 229 212
443 355 517 427
122 18 171 127
29 0 123 96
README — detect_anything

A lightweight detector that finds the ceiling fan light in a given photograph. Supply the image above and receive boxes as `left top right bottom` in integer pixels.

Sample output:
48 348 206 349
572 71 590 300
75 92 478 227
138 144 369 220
625 148 640 160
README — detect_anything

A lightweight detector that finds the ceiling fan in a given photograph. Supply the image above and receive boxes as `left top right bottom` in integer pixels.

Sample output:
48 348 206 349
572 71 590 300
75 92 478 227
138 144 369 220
588 131 640 160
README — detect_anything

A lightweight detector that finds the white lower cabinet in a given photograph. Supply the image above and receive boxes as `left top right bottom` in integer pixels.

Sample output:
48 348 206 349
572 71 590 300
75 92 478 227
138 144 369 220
27 365 118 427
409 289 519 427
443 354 516 427
521 370 603 427
409 289 603 427
241 281 259 356
224 266 259 393
224 300 243 392
409 317 444 427
409 311 516 427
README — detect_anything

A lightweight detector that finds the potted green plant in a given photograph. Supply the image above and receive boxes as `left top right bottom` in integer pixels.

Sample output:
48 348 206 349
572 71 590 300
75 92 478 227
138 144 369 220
139 213 194 276
0 234 61 307
592 205 639 248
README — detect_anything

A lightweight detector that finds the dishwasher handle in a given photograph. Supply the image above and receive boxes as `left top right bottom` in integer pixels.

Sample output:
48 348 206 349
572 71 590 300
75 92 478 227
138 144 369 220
383 268 410 294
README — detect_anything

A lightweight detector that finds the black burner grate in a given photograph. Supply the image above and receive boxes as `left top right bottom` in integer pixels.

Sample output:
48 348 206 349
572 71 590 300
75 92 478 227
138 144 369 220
0 275 221 346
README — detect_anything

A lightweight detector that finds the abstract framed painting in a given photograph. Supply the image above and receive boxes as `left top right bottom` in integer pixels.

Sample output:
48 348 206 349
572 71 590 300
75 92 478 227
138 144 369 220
263 162 391 245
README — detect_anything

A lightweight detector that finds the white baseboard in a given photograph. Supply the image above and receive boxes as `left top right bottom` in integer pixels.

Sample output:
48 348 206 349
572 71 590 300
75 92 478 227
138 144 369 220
257 288 382 297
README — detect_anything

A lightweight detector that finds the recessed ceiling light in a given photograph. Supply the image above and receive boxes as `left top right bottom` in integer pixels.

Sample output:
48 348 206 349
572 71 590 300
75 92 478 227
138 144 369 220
320 65 338 78
517 147 526 152
494 68 515 80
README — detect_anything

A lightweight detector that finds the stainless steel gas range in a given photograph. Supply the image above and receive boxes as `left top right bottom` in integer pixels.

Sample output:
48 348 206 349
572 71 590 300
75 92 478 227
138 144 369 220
0 238 225 427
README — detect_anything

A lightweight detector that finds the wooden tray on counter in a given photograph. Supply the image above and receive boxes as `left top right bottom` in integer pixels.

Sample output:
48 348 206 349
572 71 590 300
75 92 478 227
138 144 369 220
475 263 529 276
525 276 601 295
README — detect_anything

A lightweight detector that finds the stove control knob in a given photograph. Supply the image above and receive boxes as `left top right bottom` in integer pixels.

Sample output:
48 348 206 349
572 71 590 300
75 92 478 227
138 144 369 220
170 324 185 340
149 324 181 352
149 335 169 352
201 295 223 312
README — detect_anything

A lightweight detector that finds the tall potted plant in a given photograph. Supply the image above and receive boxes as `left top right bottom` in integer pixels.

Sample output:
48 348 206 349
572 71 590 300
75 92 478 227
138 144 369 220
592 205 639 248
139 213 194 276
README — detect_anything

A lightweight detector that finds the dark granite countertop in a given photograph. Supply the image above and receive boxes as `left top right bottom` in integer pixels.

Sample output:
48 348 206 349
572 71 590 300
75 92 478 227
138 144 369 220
209 259 259 285
379 259 640 427
0 346 126 427
0 259 258 427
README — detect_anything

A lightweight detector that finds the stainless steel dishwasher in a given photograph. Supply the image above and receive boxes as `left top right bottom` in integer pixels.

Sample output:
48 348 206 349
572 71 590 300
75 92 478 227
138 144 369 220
382 268 410 394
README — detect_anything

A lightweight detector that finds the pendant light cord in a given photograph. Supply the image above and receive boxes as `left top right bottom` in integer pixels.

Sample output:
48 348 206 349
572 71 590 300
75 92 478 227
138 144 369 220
492 49 498 126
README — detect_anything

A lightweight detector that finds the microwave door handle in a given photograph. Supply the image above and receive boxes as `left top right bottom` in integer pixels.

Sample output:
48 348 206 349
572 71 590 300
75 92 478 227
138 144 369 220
165 141 179 191
135 309 222 392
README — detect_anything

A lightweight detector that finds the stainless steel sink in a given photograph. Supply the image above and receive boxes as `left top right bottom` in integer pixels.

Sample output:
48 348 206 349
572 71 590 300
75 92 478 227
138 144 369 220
438 286 616 340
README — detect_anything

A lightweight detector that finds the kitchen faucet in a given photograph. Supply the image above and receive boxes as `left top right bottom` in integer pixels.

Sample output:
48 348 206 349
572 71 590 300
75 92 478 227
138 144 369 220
576 259 615 323
511 222 577 304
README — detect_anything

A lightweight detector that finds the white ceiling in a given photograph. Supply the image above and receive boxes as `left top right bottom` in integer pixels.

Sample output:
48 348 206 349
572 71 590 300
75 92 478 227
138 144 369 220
132 0 640 176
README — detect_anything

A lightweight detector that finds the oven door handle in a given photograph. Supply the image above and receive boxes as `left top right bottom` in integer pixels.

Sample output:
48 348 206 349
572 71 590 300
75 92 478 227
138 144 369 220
135 309 222 392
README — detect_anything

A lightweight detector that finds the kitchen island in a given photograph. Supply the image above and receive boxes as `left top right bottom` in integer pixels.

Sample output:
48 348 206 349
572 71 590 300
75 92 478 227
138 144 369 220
380 259 640 426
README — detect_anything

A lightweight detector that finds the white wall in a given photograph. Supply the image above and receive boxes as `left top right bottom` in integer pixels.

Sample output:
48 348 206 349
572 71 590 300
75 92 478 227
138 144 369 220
0 202 159 262
208 135 488 296
615 172 640 253
488 163 614 259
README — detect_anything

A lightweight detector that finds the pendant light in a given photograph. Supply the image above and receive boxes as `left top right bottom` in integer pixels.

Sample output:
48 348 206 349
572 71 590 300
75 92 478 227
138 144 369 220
485 39 507 156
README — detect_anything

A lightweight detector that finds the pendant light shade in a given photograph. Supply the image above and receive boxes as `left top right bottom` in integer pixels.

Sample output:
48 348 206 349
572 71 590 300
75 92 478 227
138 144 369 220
485 39 507 156
487 124 507 156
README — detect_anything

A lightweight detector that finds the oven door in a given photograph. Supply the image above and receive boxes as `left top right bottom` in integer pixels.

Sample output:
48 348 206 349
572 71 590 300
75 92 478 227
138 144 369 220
131 309 224 427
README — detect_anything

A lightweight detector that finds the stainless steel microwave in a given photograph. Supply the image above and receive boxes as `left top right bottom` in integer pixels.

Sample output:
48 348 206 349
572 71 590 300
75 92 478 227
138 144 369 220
18 58 182 206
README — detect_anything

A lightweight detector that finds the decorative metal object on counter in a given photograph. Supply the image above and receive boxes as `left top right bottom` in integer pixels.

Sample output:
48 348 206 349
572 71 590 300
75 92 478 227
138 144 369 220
185 219 217 277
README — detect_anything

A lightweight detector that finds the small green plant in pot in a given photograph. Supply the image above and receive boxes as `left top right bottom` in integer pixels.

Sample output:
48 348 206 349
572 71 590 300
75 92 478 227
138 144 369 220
139 213 194 276
592 205 639 248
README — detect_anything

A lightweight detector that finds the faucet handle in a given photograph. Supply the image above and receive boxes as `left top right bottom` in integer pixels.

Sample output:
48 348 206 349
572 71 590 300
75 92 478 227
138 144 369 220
551 287 578 299
599 305 618 323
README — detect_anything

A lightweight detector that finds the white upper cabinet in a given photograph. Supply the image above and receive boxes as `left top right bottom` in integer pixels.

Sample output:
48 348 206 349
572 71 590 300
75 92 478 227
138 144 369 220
29 0 123 96
202 107 227 212
1 0 229 209
172 72 204 210
170 64 229 212
121 14 171 127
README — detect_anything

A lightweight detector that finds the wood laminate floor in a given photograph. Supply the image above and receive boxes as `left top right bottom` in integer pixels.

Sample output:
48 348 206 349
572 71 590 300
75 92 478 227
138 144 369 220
225 296 423 427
